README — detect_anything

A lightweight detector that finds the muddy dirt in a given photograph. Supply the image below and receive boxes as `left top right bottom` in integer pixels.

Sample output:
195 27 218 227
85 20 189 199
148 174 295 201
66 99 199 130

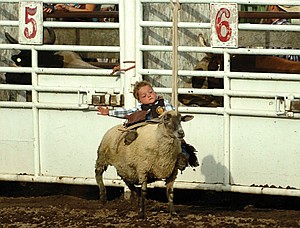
0 182 300 227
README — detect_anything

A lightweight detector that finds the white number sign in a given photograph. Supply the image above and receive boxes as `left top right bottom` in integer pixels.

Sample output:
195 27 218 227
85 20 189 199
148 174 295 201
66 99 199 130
210 3 238 48
19 1 43 44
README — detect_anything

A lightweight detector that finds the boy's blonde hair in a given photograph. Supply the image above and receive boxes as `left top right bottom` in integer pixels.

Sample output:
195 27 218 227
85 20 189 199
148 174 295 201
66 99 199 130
133 80 153 100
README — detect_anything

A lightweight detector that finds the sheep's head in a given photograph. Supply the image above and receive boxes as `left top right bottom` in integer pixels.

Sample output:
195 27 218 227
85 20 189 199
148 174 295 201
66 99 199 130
157 110 193 139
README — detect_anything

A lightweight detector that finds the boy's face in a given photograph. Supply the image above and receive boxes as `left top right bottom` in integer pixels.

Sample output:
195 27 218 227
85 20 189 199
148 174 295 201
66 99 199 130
138 85 157 104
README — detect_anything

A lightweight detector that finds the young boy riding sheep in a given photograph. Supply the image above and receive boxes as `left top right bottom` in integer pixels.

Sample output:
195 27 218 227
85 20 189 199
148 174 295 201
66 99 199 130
98 80 199 171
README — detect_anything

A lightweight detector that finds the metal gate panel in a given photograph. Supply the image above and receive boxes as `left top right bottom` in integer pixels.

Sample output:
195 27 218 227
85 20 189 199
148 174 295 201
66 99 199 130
38 74 123 106
176 114 224 184
230 75 300 188
0 0 135 186
38 74 121 88
0 109 34 174
39 110 122 178
231 79 300 113
230 116 300 188
231 79 300 93
231 98 277 112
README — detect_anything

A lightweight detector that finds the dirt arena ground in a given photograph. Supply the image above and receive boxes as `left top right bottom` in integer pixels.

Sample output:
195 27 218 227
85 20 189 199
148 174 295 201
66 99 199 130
0 181 300 227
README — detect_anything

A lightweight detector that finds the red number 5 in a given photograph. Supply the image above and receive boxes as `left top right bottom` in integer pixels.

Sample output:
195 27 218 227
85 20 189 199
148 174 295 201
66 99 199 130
215 8 232 42
24 6 37 39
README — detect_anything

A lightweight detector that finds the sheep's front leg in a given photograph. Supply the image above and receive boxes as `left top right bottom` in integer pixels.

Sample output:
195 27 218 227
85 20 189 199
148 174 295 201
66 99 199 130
138 181 147 219
166 169 178 215
166 181 175 215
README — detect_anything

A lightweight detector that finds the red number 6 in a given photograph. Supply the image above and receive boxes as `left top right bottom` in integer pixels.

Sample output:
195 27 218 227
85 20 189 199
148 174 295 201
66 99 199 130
24 6 37 39
215 8 232 42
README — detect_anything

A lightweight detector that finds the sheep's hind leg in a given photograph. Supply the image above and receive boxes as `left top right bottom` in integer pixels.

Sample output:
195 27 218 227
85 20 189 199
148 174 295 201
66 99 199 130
123 181 145 218
123 182 139 203
95 160 108 204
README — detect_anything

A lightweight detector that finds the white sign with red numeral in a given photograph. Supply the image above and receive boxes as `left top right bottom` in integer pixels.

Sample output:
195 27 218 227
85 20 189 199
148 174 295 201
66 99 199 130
19 1 43 44
210 3 238 48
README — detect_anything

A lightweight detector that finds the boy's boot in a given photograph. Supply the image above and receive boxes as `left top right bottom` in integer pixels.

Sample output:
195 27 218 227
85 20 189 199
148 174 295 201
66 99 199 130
177 153 188 171
185 143 199 167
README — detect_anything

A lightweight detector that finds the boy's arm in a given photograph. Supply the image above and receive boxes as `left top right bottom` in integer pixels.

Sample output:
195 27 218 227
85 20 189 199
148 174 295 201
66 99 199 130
109 107 140 118
98 106 140 118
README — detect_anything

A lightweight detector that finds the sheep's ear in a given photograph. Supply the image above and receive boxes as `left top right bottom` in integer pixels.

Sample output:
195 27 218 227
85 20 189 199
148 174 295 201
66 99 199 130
163 113 172 122
181 115 194 122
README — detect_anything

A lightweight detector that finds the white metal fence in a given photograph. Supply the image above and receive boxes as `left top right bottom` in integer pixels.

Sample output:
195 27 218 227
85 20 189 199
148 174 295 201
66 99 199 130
0 0 300 197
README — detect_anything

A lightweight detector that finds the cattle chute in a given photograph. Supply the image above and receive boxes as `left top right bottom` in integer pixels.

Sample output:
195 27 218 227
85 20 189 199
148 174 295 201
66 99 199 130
0 0 300 199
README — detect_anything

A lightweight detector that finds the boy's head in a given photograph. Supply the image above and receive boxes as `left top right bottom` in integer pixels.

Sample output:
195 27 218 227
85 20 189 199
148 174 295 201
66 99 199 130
133 80 157 104
266 5 282 12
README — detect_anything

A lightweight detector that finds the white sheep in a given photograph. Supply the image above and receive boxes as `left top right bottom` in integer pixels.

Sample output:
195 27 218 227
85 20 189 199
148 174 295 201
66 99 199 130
95 110 194 218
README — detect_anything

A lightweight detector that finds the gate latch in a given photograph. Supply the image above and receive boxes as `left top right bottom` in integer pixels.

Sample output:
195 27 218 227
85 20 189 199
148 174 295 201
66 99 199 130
91 93 124 107
276 95 300 117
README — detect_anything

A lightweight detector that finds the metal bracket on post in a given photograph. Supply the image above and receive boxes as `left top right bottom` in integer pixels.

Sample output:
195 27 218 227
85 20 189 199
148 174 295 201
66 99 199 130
286 95 300 117
275 95 286 115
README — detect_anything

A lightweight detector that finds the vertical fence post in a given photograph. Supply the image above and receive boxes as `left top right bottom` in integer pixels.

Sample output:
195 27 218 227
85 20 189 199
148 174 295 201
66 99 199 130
170 0 180 112
120 0 137 108
31 48 41 176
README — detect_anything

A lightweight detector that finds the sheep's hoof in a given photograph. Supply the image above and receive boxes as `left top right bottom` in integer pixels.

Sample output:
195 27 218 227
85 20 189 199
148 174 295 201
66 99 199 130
100 201 106 205
138 210 145 219
169 204 177 216
100 197 107 205
170 211 178 217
